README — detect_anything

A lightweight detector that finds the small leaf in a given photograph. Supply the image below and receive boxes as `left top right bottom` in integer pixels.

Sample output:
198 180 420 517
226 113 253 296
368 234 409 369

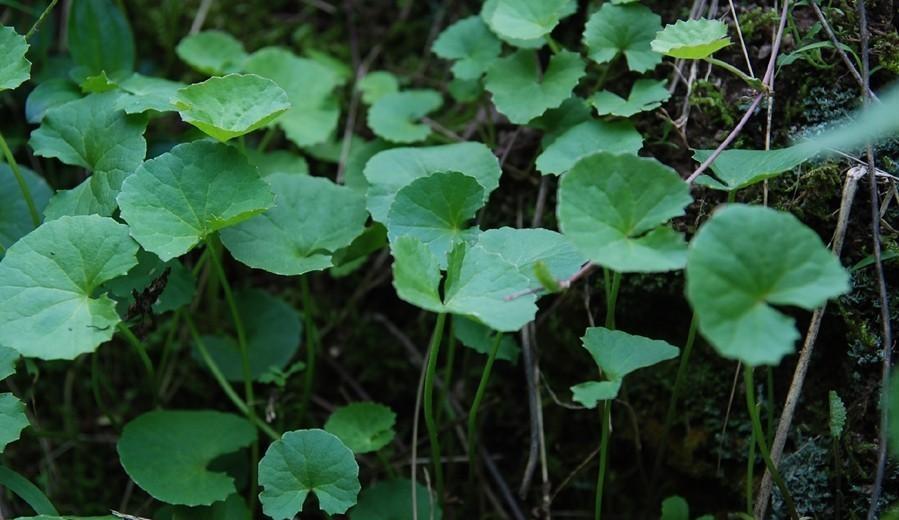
686 204 850 366
485 50 585 124
0 26 31 92
453 316 520 363
481 0 573 41
692 146 814 191
368 90 443 144
390 236 445 313
357 71 399 104
176 30 247 75
117 141 273 261
828 390 846 439
651 19 731 59
115 73 186 114
258 429 361 517
350 478 442 520
0 393 28 452
324 402 397 454
476 227 586 285
582 3 662 73
558 152 692 272
661 495 690 520
432 16 502 80
590 79 671 117
244 149 309 177
118 410 257 506
536 119 643 175
0 164 52 253
570 380 622 409
25 79 81 123
67 0 135 75
174 74 290 142
0 215 138 360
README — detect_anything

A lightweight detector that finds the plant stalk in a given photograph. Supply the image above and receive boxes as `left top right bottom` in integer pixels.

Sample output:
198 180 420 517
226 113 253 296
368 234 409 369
0 130 40 227
298 276 319 425
595 401 611 520
423 312 447 503
467 331 504 475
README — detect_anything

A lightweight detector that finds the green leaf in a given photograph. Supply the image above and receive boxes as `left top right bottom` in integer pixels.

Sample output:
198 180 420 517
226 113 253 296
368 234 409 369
535 119 643 175
25 79 81 123
358 71 399 105
42 179 110 221
476 227 586 286
30 92 148 216
176 30 247 75
174 74 290 142
221 174 367 275
390 236 445 313
0 347 18 380
558 152 692 272
432 16 502 80
570 380 622 409
0 215 138 360
258 429 361 517
651 19 731 59
0 164 52 253
0 465 60 516
387 172 483 263
155 494 250 520
590 79 671 117
582 3 662 73
889 372 899 459
0 393 28 452
828 390 846 439
661 496 690 520
530 96 593 147
0 26 31 92
115 73 186 114
244 149 309 177
481 0 572 41
192 289 302 382
453 316 520 363
117 141 273 261
692 146 814 191
105 250 196 315
350 478 442 520
368 90 442 144
686 204 850 366
78 70 120 94
118 410 257 506
364 142 501 223
67 0 135 75
324 402 397 454
485 50 585 124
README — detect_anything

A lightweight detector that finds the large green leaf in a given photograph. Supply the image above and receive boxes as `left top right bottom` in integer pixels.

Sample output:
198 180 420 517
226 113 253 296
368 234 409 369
118 410 256 506
485 50 585 124
651 19 731 59
176 30 247 75
432 16 502 80
557 152 692 272
174 74 290 142
0 26 31 91
25 79 81 123
350 478 442 520
590 79 671 117
535 119 643 175
364 142 501 223
258 429 361 517
481 0 572 41
692 146 814 191
221 173 366 275
368 90 442 144
686 204 850 366
324 402 396 454
0 393 28 452
117 141 273 261
476 227 586 285
0 215 138 360
582 3 662 73
0 164 52 253
386 172 483 263
67 0 135 75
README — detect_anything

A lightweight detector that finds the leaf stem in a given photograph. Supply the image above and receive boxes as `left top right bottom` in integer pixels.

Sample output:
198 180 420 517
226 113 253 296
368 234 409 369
116 322 155 386
704 57 766 91
0 130 40 227
467 331 503 475
423 312 447 503
604 270 621 330
594 401 611 520
298 276 319 425
25 0 59 40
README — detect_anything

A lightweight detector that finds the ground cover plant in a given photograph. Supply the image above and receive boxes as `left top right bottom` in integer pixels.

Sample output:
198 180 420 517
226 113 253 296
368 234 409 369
0 0 897 518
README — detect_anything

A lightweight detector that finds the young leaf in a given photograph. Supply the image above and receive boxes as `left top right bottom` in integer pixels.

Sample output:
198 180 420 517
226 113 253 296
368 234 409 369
221 174 367 275
368 90 443 144
0 215 138 360
481 0 573 41
118 410 256 506
67 0 135 76
324 402 397 454
25 79 81 123
115 73 186 114
174 74 290 142
0 26 31 91
432 16 502 80
364 142 501 223
176 30 247 75
686 204 850 366
476 227 586 285
485 50 585 124
357 71 399 105
0 165 52 253
258 429 361 517
582 3 662 73
453 316 520 363
651 19 731 59
590 79 671 117
0 393 28 452
828 390 846 439
351 478 442 520
558 152 692 272
692 146 814 191
117 141 273 261
535 119 643 175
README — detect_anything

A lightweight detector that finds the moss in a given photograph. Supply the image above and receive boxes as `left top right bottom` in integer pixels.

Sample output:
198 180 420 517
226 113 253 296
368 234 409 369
689 80 737 128
738 6 780 42
873 31 899 75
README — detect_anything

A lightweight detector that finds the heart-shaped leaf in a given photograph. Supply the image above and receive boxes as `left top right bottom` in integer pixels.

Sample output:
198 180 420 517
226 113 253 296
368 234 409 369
0 26 30 92
476 227 586 285
118 410 257 506
432 16 502 80
368 90 443 144
350 478 442 520
117 141 273 261
686 204 850 366
536 119 643 175
582 3 662 73
67 0 134 76
651 19 731 59
0 393 28 452
485 50 585 124
174 74 290 142
221 173 366 275
258 429 361 517
176 30 247 75
324 402 397 454
590 79 671 117
558 152 692 272
692 146 814 191
0 215 139 360
0 164 52 253
481 0 573 41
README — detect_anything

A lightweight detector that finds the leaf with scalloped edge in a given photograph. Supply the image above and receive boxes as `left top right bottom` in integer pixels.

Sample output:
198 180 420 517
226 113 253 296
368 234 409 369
368 90 442 144
0 393 28 452
433 16 502 80
651 19 731 59
536 119 643 175
590 79 671 117
582 3 662 72
481 0 573 41
324 402 396 454
357 71 399 104
0 26 31 91
176 30 247 75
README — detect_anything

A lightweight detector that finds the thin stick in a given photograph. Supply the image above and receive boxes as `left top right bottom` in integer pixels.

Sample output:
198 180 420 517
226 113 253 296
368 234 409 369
809 0 879 101
188 0 213 34
727 0 754 77
25 0 59 40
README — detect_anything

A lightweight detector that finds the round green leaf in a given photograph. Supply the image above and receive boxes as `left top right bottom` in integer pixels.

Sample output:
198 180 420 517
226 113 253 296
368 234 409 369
368 90 442 144
589 79 671 117
364 142 501 223
557 152 692 272
358 71 399 105
476 227 586 285
651 18 731 59
67 0 134 75
117 141 273 261
535 119 643 175
258 429 361 517
118 410 256 506
324 402 397 454
25 79 81 124
350 478 442 520
485 50 585 124
176 30 247 75
174 74 290 142
582 3 662 73
0 164 52 253
0 26 31 91
481 0 572 41
0 215 138 360
221 174 367 275
0 393 28 452
432 16 502 80
686 204 850 366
